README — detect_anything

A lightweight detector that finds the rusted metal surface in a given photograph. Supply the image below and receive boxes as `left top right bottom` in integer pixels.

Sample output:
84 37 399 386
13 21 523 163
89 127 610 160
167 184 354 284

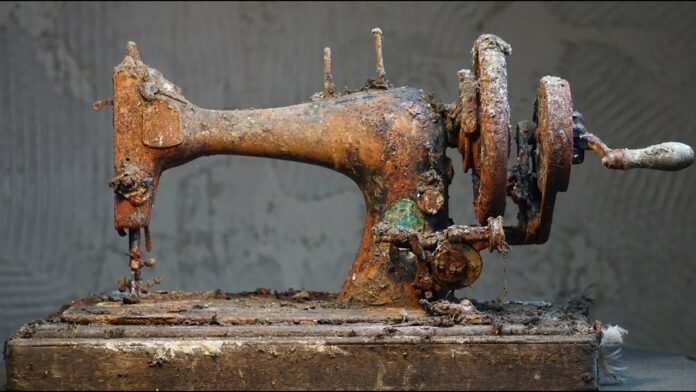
372 215 508 298
98 29 693 307
468 35 512 225
6 292 601 390
108 38 457 306
505 77 574 245
142 100 183 148
455 69 478 173
529 76 573 244
322 47 334 98
371 28 386 86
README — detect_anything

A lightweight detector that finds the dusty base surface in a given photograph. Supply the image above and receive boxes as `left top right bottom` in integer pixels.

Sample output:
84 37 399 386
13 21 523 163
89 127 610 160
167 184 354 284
5 290 600 391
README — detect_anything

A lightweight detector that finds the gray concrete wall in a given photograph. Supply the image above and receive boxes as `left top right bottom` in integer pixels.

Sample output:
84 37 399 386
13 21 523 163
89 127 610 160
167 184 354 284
1 1 695 357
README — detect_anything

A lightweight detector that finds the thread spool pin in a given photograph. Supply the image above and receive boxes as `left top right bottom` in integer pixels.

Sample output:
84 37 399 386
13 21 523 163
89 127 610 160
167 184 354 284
323 47 334 98
372 28 386 85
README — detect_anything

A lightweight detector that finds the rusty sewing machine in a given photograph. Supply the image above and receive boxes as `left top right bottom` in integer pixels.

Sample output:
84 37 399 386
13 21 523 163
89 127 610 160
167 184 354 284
95 29 693 307
6 28 694 392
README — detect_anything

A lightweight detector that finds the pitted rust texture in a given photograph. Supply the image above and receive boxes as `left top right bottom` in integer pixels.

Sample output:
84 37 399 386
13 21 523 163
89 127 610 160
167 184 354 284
504 77 573 245
142 100 183 148
99 30 693 307
372 215 507 298
468 34 511 225
108 40 451 306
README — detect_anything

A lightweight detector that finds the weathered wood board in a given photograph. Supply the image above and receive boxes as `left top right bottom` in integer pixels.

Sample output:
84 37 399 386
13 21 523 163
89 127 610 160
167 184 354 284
5 291 600 390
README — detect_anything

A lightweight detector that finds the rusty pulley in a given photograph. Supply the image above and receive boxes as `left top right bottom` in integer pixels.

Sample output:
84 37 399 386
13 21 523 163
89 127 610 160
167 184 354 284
457 35 512 225
503 77 575 245
455 35 692 246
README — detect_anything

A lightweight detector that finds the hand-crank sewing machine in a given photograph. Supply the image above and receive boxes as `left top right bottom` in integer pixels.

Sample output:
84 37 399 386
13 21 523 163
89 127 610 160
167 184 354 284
6 29 693 391
97 30 693 306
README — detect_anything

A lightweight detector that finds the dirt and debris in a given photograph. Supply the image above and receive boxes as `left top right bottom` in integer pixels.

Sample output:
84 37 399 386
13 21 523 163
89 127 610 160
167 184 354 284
144 276 163 289
564 294 595 319
104 328 126 339
15 321 43 339
419 298 488 324
44 290 595 338
254 287 270 296
291 290 312 301
7 291 600 391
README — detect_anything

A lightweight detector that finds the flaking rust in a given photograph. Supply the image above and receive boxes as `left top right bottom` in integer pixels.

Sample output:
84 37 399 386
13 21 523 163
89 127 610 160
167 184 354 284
95 28 693 307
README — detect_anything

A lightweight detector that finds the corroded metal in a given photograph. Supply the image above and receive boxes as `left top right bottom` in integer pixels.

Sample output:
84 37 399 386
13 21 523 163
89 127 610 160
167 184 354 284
108 39 453 306
371 28 386 85
467 34 512 225
97 29 693 306
505 77 574 245
573 113 694 171
322 47 334 98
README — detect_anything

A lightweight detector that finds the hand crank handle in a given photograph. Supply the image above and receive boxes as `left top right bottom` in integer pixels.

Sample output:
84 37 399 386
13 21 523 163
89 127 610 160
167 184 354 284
572 112 693 171
602 142 694 171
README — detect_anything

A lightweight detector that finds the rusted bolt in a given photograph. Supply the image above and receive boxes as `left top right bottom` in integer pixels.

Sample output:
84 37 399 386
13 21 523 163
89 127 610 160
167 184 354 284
417 187 444 215
432 241 482 288
108 170 153 206
416 170 445 215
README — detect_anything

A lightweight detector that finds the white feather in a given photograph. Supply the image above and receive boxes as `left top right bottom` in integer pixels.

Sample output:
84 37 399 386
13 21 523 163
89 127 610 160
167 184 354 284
601 325 628 347
598 324 629 385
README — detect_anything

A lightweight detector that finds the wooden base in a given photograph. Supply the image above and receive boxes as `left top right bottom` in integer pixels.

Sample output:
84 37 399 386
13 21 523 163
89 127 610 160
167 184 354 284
5 291 600 390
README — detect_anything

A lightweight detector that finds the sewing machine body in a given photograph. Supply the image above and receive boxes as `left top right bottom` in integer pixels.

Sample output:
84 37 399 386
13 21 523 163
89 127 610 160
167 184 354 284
104 32 692 307
111 48 453 305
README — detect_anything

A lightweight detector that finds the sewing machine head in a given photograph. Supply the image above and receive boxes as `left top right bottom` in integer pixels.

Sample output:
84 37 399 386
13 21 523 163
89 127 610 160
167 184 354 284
96 29 693 305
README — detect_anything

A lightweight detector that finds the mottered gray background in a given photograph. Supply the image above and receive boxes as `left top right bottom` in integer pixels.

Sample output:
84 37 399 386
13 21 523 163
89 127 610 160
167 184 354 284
1 1 695 358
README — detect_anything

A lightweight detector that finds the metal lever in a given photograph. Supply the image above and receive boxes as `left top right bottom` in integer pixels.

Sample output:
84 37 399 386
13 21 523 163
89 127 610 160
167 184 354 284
572 111 694 171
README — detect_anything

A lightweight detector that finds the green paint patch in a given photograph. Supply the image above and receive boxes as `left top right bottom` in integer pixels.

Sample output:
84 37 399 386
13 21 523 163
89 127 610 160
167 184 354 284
383 199 425 232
